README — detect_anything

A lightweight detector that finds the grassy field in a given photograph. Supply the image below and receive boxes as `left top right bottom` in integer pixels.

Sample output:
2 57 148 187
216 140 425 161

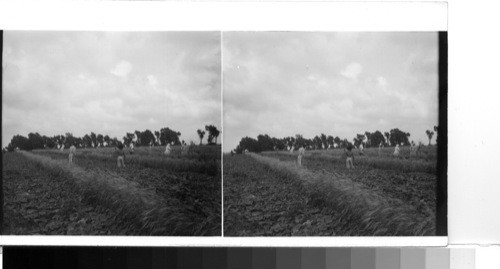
224 146 437 236
2 145 221 236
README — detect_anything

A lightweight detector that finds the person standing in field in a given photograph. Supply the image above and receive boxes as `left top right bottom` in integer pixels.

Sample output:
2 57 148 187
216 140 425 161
164 143 172 155
115 143 126 168
393 144 400 157
378 142 383 156
409 141 416 158
345 144 355 169
359 143 364 156
68 144 76 163
129 142 135 155
180 141 187 155
297 145 305 166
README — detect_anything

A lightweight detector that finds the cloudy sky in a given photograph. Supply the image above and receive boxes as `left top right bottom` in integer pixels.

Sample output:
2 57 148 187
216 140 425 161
2 31 221 148
223 32 439 151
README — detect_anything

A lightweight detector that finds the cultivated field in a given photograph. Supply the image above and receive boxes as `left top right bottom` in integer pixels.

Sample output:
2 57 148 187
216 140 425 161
2 145 221 235
224 146 438 236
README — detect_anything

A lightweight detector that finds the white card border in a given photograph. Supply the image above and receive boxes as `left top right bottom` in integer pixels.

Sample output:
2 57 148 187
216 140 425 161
0 1 448 247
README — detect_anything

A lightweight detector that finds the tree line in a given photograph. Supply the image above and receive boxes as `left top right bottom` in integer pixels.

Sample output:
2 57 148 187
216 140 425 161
5 125 220 152
234 127 438 154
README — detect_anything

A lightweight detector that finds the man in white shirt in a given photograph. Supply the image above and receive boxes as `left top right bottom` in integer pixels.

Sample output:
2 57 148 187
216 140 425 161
68 144 76 163
298 146 305 166
393 144 400 157
164 143 172 155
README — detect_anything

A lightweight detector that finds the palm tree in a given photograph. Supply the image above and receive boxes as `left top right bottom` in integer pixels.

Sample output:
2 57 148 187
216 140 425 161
426 130 434 145
434 125 439 145
197 129 205 145
213 129 221 144
384 132 390 146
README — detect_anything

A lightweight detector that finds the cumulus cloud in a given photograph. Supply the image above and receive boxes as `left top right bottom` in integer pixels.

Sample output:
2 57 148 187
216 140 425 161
377 76 388 88
341 62 363 79
223 32 439 151
146 74 158 86
110 60 133 78
2 31 221 148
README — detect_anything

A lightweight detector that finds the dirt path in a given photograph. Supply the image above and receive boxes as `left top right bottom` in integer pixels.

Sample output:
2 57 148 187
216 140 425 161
3 153 129 235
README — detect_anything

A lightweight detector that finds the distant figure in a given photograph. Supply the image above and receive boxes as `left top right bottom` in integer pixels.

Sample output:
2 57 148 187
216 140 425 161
378 142 383 156
298 146 305 166
60 144 65 151
183 143 190 156
68 144 76 163
164 143 172 155
409 141 416 157
393 144 400 157
359 144 364 156
129 143 135 155
345 144 355 169
180 141 188 155
116 143 126 168
149 141 153 155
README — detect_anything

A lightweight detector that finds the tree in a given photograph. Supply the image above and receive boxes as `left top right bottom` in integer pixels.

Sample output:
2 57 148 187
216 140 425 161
389 128 411 146
134 130 142 146
326 135 334 149
140 130 156 146
205 125 220 144
235 136 260 153
123 133 135 147
313 135 322 149
426 130 434 145
283 136 296 148
28 132 44 149
82 134 92 148
75 137 83 148
104 135 111 147
90 132 97 148
272 137 286 150
384 132 391 146
334 136 341 147
53 134 65 148
42 135 56 148
197 129 206 145
154 131 161 146
370 131 385 147
64 133 76 148
434 125 439 145
353 134 365 148
110 137 119 147
257 134 274 152
295 134 307 148
7 135 32 151
213 128 221 144
320 133 327 149
160 127 181 145
95 134 104 147
364 132 372 147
